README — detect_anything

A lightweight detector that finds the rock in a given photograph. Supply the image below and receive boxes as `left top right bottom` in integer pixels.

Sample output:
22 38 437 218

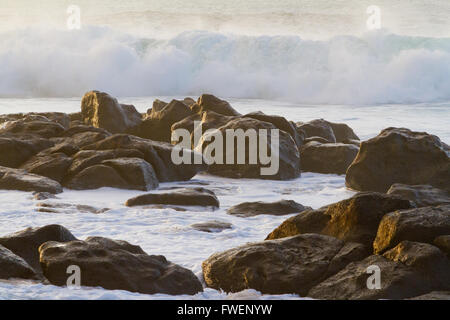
0 117 66 138
81 91 142 134
125 187 219 207
227 200 310 217
66 157 158 191
44 142 80 157
191 94 240 116
373 204 450 254
39 237 203 295
0 137 53 168
198 117 300 180
20 153 72 183
0 112 70 130
80 134 206 182
0 245 38 280
35 202 110 214
408 291 450 300
300 142 359 174
346 128 450 192
244 112 304 149
0 166 63 194
138 99 194 142
387 184 450 207
328 122 359 142
308 241 450 300
191 221 233 233
265 208 330 240
33 192 57 200
266 192 411 248
0 225 77 273
297 119 336 143
434 235 450 256
202 234 367 295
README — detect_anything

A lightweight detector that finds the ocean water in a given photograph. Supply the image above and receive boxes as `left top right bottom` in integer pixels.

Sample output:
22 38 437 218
0 0 449 299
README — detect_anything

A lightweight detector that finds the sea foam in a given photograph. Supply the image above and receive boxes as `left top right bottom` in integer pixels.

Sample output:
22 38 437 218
1 26 450 104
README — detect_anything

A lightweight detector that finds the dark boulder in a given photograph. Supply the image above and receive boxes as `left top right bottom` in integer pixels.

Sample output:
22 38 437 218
0 245 38 280
20 153 72 183
198 117 300 180
0 225 77 273
300 142 359 174
0 116 66 138
387 184 450 207
0 137 53 168
373 204 450 254
138 99 194 142
125 187 219 207
346 128 450 192
0 166 63 194
202 234 367 295
227 199 310 217
434 235 450 256
296 119 336 143
308 241 450 299
65 157 158 191
39 237 203 295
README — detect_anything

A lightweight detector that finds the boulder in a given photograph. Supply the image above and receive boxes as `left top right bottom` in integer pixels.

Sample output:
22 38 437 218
374 204 450 254
0 137 53 168
266 192 412 248
39 237 203 295
0 225 77 273
66 157 158 191
387 184 450 207
202 234 367 295
227 200 310 217
191 94 240 116
198 117 300 180
0 166 63 194
20 153 72 183
81 91 142 134
138 99 194 142
304 136 332 144
125 187 219 207
0 245 38 280
0 117 66 138
296 119 336 143
346 128 450 192
191 221 233 233
434 235 450 256
308 241 450 300
300 142 359 174
328 122 359 142
80 134 206 182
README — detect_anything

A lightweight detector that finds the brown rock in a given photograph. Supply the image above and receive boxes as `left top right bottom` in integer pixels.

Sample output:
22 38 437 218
202 234 366 295
346 128 450 192
192 94 240 116
0 245 38 280
300 142 359 174
387 184 450 207
373 204 450 254
0 166 63 194
227 200 310 217
126 187 219 207
39 237 203 295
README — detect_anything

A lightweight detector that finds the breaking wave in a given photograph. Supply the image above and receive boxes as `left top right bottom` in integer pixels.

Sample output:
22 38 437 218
1 26 450 104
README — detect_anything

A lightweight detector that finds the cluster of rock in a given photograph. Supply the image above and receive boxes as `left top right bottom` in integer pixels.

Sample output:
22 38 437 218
202 192 450 299
0 225 203 295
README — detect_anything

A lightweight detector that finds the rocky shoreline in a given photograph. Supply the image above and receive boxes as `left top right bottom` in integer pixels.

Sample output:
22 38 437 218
0 91 449 299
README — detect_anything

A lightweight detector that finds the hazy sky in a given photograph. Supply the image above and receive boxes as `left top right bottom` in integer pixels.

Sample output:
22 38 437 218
1 0 449 38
